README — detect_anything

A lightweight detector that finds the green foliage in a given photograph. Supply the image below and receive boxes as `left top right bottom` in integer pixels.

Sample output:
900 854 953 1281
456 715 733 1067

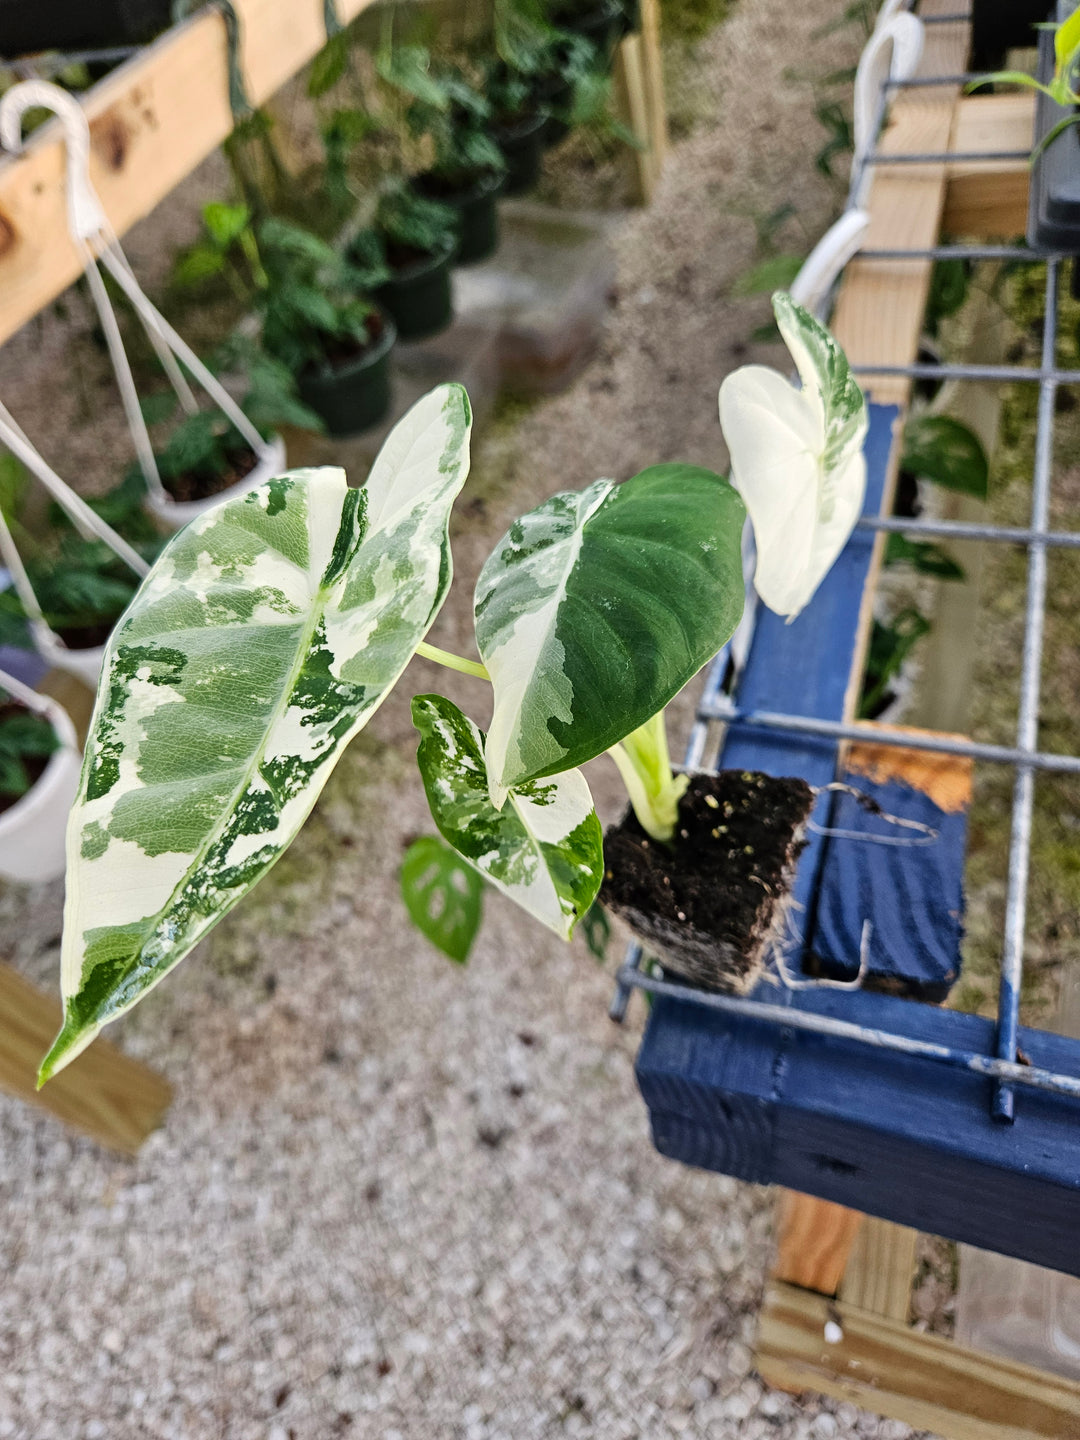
378 45 505 181
580 899 611 962
924 257 972 337
976 11 1080 156
859 606 932 719
370 182 457 256
734 254 805 297
902 415 989 499
174 202 389 377
308 30 351 99
0 531 143 645
400 835 484 963
884 533 966 582
0 707 59 803
814 101 853 178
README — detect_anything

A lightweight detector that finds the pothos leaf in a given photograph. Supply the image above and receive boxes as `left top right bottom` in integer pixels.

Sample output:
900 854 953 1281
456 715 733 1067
718 290 869 622
474 465 745 804
902 414 988 499
400 835 484 964
42 384 472 1082
412 694 603 941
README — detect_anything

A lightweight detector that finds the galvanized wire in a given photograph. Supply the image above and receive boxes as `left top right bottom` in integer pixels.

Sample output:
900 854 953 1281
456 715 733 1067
612 26 1080 1126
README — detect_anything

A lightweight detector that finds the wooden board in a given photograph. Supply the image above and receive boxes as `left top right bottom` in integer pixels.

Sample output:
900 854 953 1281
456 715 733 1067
839 1215 918 1322
0 961 171 1154
636 984 1080 1278
773 1192 865 1296
757 1282 1080 1440
0 0 383 347
943 91 1033 240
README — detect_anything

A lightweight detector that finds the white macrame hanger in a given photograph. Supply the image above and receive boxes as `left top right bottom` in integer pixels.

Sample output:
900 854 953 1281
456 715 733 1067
851 12 925 209
0 81 276 510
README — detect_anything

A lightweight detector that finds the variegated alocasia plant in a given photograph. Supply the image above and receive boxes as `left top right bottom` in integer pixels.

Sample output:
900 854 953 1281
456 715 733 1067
42 294 866 1079
718 290 868 622
41 383 747 1080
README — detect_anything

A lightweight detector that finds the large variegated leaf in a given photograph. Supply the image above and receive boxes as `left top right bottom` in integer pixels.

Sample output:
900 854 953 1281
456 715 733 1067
412 693 602 939
42 384 472 1081
718 290 868 622
474 464 746 804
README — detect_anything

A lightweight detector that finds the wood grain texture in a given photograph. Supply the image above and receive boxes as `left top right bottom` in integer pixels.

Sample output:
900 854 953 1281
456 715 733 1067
943 92 1033 240
829 0 970 408
840 1216 918 1322
0 0 382 346
774 1192 864 1296
639 0 668 170
757 1282 1080 1440
638 984 1080 1278
613 34 657 205
844 732 974 813
0 962 170 1154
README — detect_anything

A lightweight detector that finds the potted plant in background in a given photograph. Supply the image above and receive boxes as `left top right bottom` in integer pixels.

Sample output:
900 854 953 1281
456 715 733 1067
350 182 459 342
35 295 866 1079
0 465 162 685
0 676 80 885
378 44 508 265
175 201 395 438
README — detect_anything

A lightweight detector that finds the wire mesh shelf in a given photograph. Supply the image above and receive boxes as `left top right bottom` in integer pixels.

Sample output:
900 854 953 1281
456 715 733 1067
611 9 1080 1134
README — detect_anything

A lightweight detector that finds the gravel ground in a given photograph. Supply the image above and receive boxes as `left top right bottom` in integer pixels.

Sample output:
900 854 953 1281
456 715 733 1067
0 2 942 1437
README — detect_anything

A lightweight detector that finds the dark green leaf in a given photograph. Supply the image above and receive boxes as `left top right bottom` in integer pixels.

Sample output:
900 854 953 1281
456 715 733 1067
308 31 350 98
885 533 966 581
400 835 484 964
734 254 805 297
580 900 611 962
902 415 989 498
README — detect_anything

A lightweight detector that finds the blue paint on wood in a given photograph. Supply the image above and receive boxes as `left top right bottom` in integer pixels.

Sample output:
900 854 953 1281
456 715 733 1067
719 402 900 948
809 773 967 999
637 986 1080 1277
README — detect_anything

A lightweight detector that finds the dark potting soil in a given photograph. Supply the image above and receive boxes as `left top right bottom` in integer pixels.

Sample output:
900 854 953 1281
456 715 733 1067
0 702 55 815
163 442 258 505
54 619 117 650
311 311 387 371
601 770 815 993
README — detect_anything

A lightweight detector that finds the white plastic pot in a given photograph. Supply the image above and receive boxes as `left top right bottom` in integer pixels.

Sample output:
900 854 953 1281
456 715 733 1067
145 434 288 531
0 701 80 884
33 629 108 688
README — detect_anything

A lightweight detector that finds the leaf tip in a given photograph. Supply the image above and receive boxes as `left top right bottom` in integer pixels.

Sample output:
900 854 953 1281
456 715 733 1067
37 1015 97 1086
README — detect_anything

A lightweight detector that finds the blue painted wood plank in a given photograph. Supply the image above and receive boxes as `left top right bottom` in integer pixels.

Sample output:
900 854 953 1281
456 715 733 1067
808 768 968 999
636 987 1080 1277
719 402 899 937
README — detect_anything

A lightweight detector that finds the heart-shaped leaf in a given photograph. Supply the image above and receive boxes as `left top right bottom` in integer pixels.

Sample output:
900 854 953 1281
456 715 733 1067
902 414 988 499
719 290 868 621
42 384 472 1082
474 464 745 803
412 693 603 939
400 834 484 964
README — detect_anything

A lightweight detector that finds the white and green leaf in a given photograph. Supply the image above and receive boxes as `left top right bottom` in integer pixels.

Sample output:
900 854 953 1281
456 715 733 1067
474 464 746 803
412 693 603 940
718 290 868 622
43 383 472 1082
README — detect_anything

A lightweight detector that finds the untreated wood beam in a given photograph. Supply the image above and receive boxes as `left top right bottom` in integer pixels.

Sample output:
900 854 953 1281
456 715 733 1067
0 0 382 348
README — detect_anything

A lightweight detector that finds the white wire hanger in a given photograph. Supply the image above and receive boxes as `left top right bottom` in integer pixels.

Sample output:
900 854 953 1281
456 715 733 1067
0 80 278 516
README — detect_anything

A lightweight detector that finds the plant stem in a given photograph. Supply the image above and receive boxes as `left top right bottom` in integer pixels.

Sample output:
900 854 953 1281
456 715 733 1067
607 709 689 844
414 640 490 680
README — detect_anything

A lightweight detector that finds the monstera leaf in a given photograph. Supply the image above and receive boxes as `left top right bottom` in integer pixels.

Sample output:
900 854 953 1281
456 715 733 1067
474 464 746 805
719 291 868 622
42 384 472 1081
412 694 603 939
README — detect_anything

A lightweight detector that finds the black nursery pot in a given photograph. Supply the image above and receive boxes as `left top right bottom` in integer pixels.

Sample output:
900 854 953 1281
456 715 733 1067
0 0 171 54
970 0 1051 72
551 0 624 57
534 72 575 147
296 315 397 439
600 770 816 993
412 170 504 266
491 111 548 196
372 236 455 342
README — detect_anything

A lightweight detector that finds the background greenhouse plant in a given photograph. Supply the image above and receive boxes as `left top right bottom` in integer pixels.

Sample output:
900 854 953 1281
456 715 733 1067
39 294 865 1081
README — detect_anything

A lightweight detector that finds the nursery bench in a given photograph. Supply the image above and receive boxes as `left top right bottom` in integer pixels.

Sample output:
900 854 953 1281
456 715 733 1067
617 2 1080 1433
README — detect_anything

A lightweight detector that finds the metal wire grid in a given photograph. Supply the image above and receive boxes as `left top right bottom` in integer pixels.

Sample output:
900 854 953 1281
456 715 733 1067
611 28 1080 1122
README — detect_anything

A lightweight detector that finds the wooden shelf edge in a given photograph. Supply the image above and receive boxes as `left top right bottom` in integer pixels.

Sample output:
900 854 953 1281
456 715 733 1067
756 1281 1080 1440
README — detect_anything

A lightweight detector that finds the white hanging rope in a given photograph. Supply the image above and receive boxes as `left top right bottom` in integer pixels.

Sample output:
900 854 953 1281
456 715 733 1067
0 663 79 746
0 80 276 512
851 13 925 208
0 400 148 576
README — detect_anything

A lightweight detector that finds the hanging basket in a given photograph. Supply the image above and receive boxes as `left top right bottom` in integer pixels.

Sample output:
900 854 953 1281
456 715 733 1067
0 678 80 885
145 431 288 530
